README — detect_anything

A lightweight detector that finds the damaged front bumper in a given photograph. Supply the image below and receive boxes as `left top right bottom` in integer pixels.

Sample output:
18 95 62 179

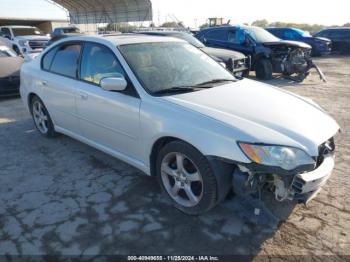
274 155 334 203
233 154 335 204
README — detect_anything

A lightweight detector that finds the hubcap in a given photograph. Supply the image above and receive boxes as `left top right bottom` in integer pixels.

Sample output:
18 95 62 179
33 101 49 134
161 152 203 207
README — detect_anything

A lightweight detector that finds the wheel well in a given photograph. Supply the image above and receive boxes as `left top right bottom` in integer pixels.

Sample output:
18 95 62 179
149 137 182 176
28 93 38 115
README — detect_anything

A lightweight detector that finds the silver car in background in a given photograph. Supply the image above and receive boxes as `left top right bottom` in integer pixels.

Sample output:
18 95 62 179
20 35 339 215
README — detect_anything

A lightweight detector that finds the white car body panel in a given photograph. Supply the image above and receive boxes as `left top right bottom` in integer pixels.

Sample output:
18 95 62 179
163 79 339 156
20 35 340 179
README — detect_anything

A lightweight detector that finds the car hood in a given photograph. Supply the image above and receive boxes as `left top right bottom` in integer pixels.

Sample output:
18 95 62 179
0 57 23 78
201 47 246 61
16 35 50 41
162 79 339 156
263 40 311 49
314 36 332 43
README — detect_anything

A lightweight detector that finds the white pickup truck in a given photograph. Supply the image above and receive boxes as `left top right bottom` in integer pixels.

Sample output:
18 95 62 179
0 26 50 58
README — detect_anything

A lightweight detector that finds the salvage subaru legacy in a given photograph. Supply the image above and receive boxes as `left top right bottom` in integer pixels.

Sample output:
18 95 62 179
20 35 339 215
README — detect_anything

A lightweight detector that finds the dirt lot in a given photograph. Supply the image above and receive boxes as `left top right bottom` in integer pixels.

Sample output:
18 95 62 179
0 56 349 258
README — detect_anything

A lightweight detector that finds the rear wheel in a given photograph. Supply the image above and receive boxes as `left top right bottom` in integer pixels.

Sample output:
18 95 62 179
156 141 218 215
31 96 57 138
255 59 273 80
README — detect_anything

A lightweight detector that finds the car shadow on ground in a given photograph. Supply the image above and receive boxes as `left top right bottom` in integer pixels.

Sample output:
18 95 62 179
0 116 298 256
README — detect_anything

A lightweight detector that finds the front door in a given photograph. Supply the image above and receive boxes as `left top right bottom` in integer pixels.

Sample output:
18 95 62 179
226 29 254 56
75 42 142 161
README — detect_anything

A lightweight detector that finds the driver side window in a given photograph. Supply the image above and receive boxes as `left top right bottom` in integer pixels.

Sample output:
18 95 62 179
1 28 11 38
228 29 246 45
80 43 125 86
284 30 299 40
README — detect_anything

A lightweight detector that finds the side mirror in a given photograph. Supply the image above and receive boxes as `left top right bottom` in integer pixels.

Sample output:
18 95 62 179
243 38 250 47
100 77 127 92
4 34 11 40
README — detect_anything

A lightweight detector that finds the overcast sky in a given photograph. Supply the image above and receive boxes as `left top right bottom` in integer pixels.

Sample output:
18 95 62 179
0 0 349 27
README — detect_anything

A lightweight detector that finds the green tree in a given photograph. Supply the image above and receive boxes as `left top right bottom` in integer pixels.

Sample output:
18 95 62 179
252 19 269 28
160 21 179 28
105 23 136 33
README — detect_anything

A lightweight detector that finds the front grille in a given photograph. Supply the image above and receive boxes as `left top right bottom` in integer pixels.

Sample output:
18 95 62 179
28 41 47 50
316 137 335 167
234 58 246 69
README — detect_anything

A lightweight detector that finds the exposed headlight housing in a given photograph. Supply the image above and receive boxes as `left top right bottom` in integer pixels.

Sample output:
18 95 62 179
18 40 28 47
238 142 315 171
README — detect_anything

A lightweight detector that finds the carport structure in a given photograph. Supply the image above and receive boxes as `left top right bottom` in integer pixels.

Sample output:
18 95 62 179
49 0 153 24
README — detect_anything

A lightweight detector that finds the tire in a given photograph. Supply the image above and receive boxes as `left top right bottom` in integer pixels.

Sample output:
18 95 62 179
242 69 250 78
31 96 57 138
156 141 218 215
13 45 21 56
255 59 273 80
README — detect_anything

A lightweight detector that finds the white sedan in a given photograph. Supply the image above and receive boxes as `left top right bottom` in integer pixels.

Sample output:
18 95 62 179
20 35 339 215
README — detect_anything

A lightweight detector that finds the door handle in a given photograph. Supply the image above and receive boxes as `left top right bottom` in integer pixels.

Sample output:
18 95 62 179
79 92 88 100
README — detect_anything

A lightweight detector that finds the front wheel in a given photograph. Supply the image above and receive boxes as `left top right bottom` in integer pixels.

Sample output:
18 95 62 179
255 59 273 80
13 45 21 56
156 141 218 215
31 96 57 138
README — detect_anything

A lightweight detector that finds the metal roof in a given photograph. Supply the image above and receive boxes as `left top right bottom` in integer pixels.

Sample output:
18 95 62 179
52 0 153 24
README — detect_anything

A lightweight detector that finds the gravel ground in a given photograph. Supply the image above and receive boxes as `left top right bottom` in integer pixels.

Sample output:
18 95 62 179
0 56 349 258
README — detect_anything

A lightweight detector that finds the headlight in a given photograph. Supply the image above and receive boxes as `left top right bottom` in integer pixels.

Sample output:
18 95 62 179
219 62 227 68
18 40 28 47
238 142 315 171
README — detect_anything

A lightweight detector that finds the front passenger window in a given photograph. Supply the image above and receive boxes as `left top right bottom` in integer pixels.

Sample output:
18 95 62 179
80 43 125 85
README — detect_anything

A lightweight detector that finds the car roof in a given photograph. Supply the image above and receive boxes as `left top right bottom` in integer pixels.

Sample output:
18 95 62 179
138 31 186 35
324 27 350 30
200 25 264 32
102 34 185 45
53 34 185 47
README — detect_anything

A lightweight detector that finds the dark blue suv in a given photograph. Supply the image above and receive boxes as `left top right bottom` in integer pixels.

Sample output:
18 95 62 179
266 27 331 56
195 25 324 82
314 28 350 54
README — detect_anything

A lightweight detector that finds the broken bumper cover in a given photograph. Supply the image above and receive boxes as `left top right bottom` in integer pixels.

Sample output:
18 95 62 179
292 155 335 203
232 154 335 204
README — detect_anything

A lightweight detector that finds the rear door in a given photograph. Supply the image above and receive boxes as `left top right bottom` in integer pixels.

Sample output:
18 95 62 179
203 28 229 49
75 42 142 160
40 42 82 134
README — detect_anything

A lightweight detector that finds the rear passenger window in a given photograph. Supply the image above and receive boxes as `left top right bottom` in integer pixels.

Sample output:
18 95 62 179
50 44 81 78
42 47 58 71
206 29 228 41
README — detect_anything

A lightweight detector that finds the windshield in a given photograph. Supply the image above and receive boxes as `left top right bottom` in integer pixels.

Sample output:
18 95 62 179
63 28 80 33
171 33 205 48
294 28 311 37
12 27 43 36
243 26 280 43
119 42 235 95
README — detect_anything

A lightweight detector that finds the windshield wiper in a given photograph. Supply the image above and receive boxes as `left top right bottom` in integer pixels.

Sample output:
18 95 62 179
152 80 233 96
153 86 197 95
195 79 236 87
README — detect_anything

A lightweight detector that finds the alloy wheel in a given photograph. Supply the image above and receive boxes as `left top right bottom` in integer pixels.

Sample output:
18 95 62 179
161 152 203 207
32 100 49 134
